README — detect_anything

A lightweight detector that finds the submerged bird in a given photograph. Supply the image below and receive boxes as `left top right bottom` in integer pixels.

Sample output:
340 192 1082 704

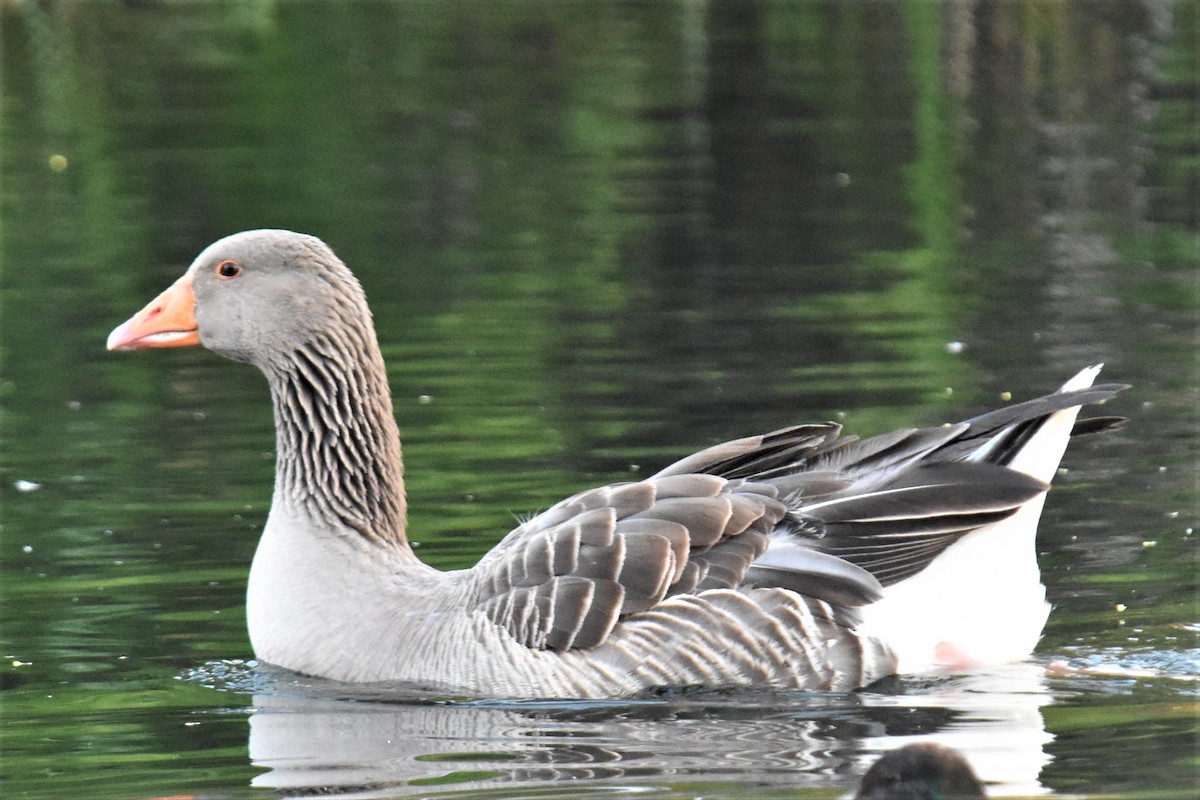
855 743 987 800
107 230 1126 698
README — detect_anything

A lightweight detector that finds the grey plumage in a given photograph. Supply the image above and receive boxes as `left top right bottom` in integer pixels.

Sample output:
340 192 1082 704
468 376 1124 659
109 229 1129 698
473 475 786 652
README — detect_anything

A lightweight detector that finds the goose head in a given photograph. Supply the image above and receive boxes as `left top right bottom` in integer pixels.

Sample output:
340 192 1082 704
106 229 369 369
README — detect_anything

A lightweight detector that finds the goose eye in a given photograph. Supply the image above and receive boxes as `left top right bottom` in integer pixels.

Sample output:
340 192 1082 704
216 260 243 279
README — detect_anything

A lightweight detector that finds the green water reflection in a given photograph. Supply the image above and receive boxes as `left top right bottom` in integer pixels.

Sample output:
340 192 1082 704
2 1 1196 798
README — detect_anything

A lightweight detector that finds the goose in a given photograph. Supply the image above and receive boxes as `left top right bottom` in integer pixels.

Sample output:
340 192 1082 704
107 229 1126 698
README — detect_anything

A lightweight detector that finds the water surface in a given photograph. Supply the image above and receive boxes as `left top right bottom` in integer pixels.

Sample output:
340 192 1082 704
2 2 1197 798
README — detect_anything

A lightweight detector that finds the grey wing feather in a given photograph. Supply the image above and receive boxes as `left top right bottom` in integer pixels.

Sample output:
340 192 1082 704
744 546 883 608
934 383 1128 464
471 474 787 652
652 424 842 479
755 384 1127 587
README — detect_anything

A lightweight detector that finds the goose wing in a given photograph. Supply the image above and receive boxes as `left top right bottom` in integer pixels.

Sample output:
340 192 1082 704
466 424 919 653
468 378 1126 654
468 471 797 651
748 380 1128 586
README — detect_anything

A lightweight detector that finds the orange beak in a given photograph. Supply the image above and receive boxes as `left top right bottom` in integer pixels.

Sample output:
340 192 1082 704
106 273 201 351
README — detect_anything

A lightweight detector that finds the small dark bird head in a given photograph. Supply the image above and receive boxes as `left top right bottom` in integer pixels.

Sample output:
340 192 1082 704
855 742 986 800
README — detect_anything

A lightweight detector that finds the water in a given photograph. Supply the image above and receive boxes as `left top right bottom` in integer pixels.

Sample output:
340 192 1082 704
2 1 1197 798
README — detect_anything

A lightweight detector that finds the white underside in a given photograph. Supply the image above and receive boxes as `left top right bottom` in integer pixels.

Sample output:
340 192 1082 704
246 502 431 683
858 365 1100 673
857 497 1053 672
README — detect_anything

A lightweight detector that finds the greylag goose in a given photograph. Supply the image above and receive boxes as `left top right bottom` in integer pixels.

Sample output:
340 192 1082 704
107 230 1126 698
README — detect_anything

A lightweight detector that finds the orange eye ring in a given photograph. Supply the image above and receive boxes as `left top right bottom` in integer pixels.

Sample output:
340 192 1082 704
216 259 243 279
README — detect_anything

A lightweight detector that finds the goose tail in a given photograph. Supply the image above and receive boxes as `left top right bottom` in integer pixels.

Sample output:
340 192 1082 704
856 364 1126 672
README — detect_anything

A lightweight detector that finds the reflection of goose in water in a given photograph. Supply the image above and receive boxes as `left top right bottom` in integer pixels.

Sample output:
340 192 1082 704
242 663 1050 797
856 664 1052 797
110 230 1126 699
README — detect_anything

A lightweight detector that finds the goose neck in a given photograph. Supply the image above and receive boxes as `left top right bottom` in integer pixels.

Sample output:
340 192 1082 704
266 331 410 551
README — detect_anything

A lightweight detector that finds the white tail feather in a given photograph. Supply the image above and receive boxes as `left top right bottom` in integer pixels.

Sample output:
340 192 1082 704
859 366 1102 673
